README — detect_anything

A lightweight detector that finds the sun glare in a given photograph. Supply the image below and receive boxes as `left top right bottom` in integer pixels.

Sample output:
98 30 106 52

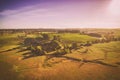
108 0 120 16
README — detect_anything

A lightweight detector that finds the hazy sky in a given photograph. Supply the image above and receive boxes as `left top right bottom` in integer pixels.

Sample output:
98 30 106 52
0 0 120 29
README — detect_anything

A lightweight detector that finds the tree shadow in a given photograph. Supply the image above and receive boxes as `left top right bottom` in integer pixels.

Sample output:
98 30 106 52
16 48 29 53
2 44 118 68
116 62 120 65
0 46 21 53
16 48 118 68
21 51 45 60
43 53 118 68
22 54 36 60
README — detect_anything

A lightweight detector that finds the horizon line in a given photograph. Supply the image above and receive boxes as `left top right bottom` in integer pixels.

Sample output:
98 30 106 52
0 27 120 30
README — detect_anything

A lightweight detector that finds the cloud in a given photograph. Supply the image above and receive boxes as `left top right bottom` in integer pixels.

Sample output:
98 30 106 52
0 1 120 29
107 0 120 16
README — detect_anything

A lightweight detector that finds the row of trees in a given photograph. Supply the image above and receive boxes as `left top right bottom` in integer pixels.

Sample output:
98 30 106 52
21 32 120 58
22 34 79 57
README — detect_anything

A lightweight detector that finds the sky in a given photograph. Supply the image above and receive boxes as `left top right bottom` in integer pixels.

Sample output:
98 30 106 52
0 0 120 29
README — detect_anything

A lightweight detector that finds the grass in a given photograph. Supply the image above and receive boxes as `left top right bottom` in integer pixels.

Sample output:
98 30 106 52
93 41 120 53
59 33 97 43
90 41 120 63
0 31 120 80
0 33 22 48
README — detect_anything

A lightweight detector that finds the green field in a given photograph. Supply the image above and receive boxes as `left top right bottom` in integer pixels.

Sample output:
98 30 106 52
59 33 97 42
0 29 120 80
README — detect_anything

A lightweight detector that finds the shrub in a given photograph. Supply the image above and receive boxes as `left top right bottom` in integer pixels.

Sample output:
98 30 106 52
41 34 50 40
71 42 77 49
30 45 45 56
24 38 36 46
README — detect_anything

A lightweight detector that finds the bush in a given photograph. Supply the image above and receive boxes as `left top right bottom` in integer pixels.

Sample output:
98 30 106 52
41 34 50 40
71 42 77 49
53 35 61 41
42 40 61 52
30 45 45 56
84 41 92 46
24 38 36 46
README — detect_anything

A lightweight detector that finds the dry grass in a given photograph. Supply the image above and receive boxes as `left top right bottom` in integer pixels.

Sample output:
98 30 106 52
0 31 120 80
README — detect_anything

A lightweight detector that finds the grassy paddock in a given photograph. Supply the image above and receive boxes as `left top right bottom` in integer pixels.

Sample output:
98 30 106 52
0 30 120 80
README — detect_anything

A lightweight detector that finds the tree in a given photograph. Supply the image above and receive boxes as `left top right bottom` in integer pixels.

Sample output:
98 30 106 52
84 41 92 46
24 38 36 46
71 42 77 49
30 45 45 56
42 34 50 40
53 35 61 41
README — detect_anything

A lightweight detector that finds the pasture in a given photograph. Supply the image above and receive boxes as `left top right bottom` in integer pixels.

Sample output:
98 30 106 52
0 29 120 80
